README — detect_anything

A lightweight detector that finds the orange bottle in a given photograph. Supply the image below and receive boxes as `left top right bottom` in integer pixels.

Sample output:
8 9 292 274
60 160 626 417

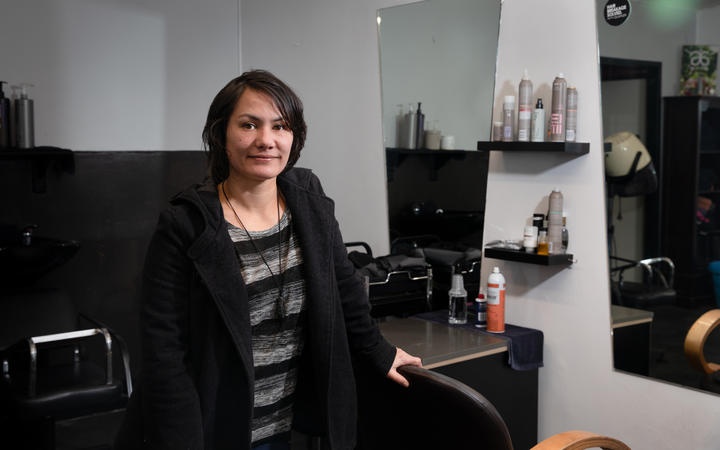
487 267 506 333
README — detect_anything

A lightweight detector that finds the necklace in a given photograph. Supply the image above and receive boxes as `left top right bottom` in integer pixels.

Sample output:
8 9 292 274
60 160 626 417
222 181 286 318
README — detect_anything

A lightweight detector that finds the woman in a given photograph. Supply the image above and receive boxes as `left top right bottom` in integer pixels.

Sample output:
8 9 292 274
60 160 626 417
115 70 421 449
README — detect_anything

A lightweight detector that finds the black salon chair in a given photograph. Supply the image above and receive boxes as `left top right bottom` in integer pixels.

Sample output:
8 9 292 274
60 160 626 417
0 289 132 450
357 365 630 450
610 256 676 308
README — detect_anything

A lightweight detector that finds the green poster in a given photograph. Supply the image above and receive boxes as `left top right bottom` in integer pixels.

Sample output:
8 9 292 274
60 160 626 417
680 45 718 96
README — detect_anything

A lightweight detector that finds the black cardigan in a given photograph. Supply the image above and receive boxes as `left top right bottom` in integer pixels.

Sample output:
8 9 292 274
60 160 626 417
115 168 396 450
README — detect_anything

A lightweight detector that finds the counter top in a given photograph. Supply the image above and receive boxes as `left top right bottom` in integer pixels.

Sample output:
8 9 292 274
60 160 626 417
611 305 654 329
378 317 508 369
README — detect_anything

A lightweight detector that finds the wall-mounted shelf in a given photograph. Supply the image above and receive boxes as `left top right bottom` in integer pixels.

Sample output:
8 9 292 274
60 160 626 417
484 247 574 266
0 146 75 193
386 148 485 181
476 141 589 155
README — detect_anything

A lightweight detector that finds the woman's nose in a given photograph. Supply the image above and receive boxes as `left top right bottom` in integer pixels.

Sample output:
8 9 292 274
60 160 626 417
255 126 274 149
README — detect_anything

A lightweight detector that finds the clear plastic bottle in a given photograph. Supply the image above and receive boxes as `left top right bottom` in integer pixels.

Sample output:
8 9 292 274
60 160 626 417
448 273 468 324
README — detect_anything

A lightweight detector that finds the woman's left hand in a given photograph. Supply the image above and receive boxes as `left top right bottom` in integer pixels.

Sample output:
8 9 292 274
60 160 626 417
386 347 422 388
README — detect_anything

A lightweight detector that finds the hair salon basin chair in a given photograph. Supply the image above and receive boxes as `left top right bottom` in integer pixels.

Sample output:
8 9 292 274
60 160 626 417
0 224 80 287
610 256 676 308
0 289 132 449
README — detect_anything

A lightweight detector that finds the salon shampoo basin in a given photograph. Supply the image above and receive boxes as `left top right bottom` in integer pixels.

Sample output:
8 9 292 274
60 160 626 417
0 234 80 286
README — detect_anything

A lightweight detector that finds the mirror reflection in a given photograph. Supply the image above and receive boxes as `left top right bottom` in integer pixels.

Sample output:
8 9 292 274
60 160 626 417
377 0 500 250
378 0 500 148
598 0 720 394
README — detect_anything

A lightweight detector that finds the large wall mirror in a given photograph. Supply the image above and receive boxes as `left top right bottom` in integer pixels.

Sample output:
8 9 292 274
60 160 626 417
376 0 500 249
598 0 720 394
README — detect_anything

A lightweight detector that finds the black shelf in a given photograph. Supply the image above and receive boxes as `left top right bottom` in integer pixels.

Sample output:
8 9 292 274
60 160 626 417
484 247 574 266
0 146 74 193
476 141 589 154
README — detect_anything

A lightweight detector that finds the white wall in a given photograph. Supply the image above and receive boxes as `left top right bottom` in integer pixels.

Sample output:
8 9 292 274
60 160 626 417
0 0 239 150
597 0 697 96
486 1 720 448
240 0 416 254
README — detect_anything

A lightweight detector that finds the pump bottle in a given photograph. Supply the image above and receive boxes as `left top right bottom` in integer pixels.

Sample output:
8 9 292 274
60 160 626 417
448 272 468 324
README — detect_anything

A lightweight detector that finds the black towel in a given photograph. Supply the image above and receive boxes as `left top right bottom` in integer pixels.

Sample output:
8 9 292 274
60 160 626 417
413 310 544 371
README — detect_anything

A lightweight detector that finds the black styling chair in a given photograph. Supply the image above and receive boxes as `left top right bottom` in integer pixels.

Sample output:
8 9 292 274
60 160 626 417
610 256 676 308
0 289 132 450
356 365 513 450
356 365 630 450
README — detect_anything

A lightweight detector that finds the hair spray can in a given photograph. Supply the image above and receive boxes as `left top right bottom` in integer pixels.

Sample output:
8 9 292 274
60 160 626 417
502 96 515 142
565 87 578 142
550 74 567 142
517 70 533 142
531 98 545 142
487 267 506 333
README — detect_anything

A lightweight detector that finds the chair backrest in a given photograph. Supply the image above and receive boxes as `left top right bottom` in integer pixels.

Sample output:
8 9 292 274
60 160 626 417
389 365 514 450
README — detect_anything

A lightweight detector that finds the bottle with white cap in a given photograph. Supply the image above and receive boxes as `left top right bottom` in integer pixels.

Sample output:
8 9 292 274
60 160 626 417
487 267 506 333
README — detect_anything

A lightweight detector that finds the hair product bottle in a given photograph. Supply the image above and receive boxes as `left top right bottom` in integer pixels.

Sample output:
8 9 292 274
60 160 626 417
565 87 578 142
531 98 545 142
475 291 487 329
550 74 567 142
415 102 425 148
15 83 34 148
548 188 564 254
487 267 506 333
448 272 468 324
0 81 10 148
404 103 416 149
502 95 515 142
517 70 533 142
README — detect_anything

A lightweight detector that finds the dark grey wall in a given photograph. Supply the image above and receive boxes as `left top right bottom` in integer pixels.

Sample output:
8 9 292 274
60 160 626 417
1 151 207 376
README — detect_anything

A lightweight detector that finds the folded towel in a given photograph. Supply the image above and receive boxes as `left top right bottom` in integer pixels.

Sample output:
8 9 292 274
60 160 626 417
413 309 544 371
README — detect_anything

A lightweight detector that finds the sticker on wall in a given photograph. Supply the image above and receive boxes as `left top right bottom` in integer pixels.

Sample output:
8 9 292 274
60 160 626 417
604 0 631 26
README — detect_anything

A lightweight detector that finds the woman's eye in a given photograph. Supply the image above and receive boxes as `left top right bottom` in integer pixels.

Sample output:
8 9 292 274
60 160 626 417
273 123 287 131
241 122 256 130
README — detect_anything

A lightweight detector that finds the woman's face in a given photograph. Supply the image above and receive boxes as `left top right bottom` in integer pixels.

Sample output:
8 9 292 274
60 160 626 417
225 88 294 184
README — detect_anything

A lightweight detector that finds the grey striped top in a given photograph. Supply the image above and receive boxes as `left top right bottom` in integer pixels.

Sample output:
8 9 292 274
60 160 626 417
227 209 306 446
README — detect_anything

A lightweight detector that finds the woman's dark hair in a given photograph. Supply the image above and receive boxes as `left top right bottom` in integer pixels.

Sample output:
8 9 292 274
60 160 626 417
202 70 307 185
